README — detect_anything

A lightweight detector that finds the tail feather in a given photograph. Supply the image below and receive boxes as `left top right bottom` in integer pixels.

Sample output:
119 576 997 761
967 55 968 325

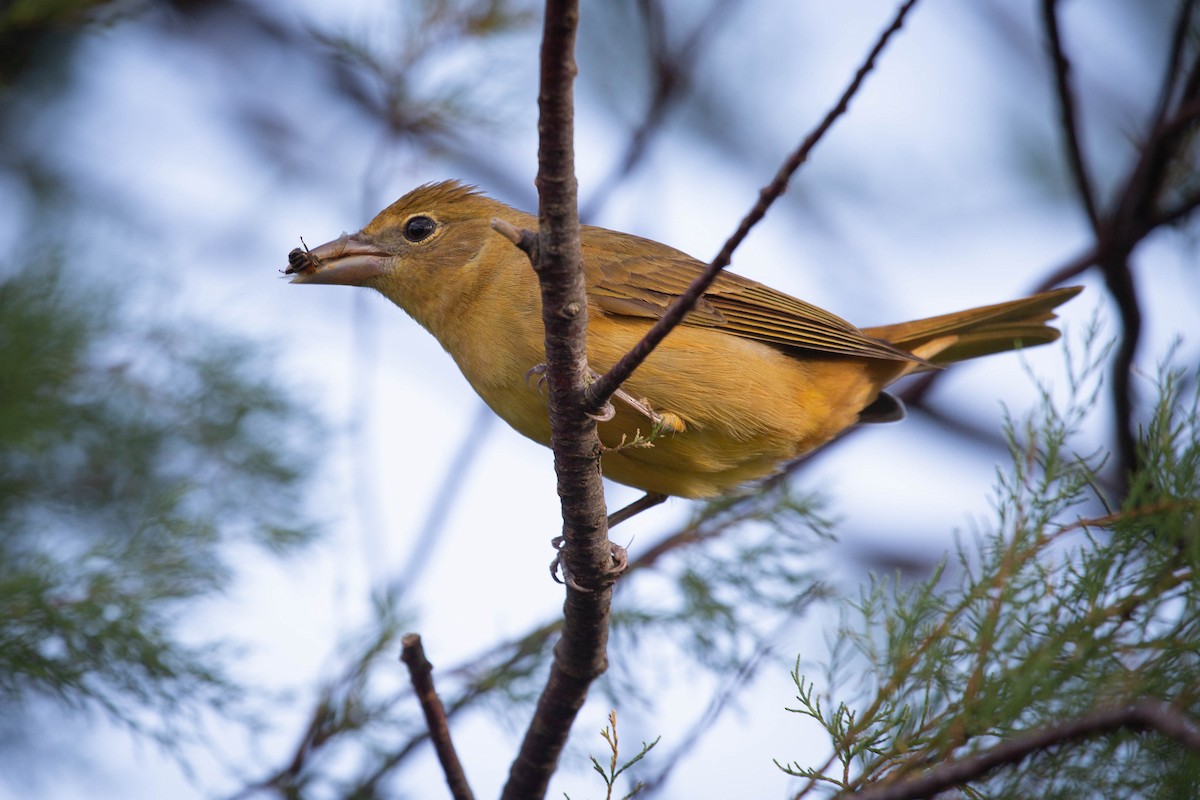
861 286 1083 366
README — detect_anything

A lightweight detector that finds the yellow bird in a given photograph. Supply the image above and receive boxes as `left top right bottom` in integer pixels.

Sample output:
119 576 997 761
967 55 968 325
288 180 1080 500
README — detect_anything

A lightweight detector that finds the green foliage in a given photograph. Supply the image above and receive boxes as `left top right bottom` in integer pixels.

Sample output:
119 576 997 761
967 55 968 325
567 710 660 800
0 259 319 744
601 481 835 716
781 341 1200 797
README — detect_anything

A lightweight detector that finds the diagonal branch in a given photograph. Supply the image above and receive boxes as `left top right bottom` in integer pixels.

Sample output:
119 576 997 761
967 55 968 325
1033 244 1101 292
1150 185 1200 230
400 635 475 800
585 0 922 412
843 700 1200 800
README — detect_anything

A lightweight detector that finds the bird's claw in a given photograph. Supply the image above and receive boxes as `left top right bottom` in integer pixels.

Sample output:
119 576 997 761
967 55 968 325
525 364 548 394
550 536 629 589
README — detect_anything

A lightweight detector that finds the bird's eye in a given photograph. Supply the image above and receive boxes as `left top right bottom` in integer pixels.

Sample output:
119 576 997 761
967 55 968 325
403 215 437 243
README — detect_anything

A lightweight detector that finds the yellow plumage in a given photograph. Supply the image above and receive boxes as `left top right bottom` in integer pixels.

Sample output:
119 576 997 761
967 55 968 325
288 181 1081 498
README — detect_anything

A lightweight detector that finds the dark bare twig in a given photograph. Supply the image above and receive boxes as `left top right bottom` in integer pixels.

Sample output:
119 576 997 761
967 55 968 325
1033 244 1102 293
585 0 922 412
1041 0 1101 231
354 620 566 797
400 635 475 800
843 700 1200 800
1035 0 1200 490
1097 253 1141 489
1039 0 1143 487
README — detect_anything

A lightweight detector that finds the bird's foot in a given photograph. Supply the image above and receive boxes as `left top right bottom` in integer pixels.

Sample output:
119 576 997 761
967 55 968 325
524 365 684 432
550 535 629 590
525 364 548 394
609 387 686 434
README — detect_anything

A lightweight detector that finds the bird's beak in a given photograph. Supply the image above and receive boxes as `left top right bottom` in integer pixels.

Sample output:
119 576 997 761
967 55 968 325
286 233 390 285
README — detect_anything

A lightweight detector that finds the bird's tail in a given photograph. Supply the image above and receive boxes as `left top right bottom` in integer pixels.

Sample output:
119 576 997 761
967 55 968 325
861 285 1083 367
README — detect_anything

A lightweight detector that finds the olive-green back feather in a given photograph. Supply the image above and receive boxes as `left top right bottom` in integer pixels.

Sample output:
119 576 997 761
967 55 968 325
583 229 918 363
580 221 1080 367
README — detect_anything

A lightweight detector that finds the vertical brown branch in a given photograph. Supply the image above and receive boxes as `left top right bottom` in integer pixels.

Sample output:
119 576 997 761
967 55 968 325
501 2 617 799
530 0 606 560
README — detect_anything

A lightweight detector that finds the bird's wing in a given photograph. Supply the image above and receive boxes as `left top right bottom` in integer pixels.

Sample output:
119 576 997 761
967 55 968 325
584 236 918 362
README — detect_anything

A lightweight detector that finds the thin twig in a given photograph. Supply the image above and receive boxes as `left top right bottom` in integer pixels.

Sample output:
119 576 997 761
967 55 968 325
1033 1 1200 492
355 620 567 797
585 0 922 411
1150 187 1200 230
843 700 1200 800
1033 244 1101 292
1099 252 1142 488
1041 0 1101 231
401 634 476 800
1036 0 1200 488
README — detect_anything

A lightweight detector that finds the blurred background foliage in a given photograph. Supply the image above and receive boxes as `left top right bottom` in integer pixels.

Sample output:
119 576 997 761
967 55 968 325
0 257 317 751
1 0 1198 798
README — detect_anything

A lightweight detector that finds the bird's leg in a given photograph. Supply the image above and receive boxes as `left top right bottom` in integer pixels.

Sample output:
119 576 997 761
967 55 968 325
549 491 666 584
608 492 668 527
525 364 685 432
525 363 670 583
608 390 686 434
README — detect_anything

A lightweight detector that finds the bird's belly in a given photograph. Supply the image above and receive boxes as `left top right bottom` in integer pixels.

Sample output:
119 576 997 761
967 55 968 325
469 318 894 499
594 369 865 497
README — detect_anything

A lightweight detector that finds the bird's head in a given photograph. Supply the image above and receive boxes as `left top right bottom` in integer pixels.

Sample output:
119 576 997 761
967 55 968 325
287 181 528 328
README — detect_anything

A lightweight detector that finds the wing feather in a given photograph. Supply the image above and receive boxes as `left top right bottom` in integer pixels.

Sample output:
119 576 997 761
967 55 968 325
584 233 917 362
